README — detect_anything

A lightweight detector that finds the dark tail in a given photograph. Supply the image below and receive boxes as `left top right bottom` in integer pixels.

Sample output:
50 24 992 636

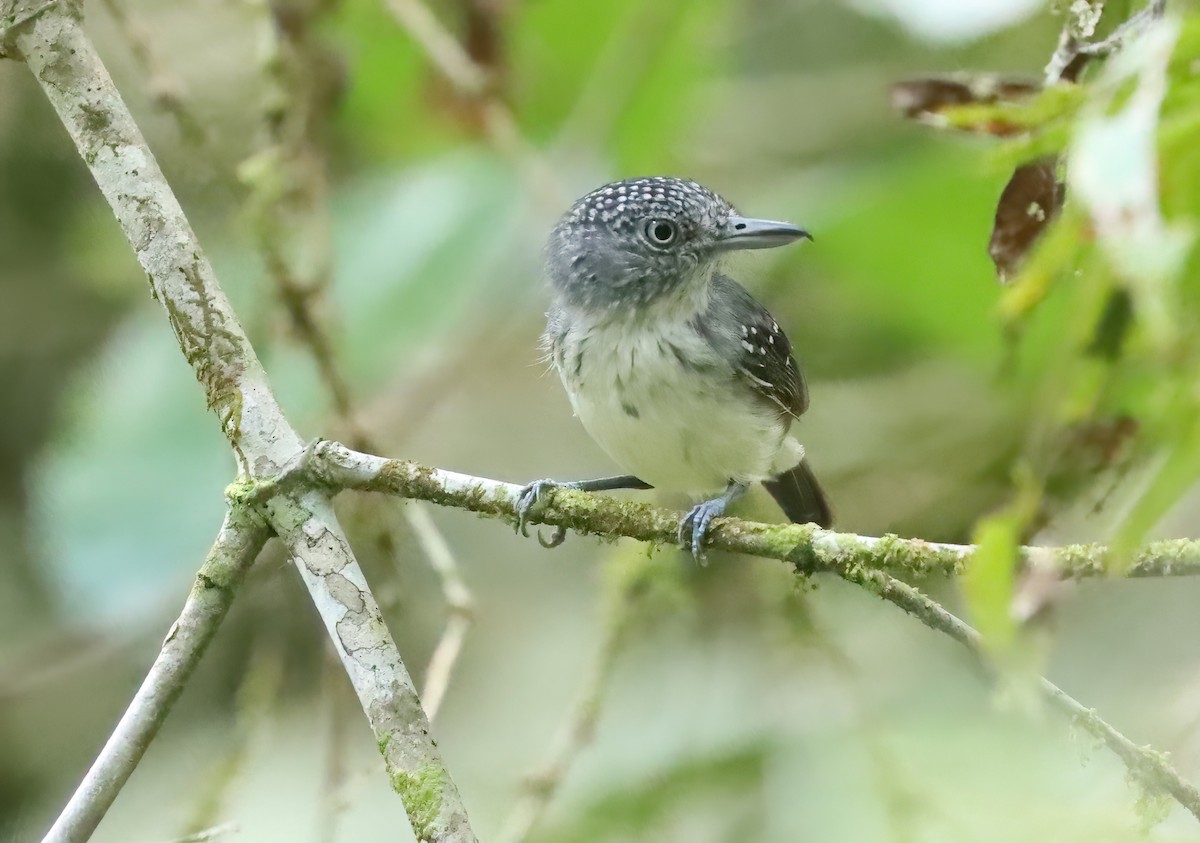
762 459 834 528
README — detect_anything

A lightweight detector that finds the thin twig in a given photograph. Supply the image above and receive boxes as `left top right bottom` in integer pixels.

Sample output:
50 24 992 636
43 509 271 843
855 566 1200 821
316 646 352 843
380 0 563 208
404 502 475 721
246 0 350 427
248 0 480 731
496 554 638 843
96 0 206 144
182 632 284 836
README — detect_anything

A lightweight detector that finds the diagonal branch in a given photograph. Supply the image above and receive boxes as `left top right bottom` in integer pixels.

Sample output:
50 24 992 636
861 565 1200 820
5 3 476 841
43 509 270 843
297 441 1200 821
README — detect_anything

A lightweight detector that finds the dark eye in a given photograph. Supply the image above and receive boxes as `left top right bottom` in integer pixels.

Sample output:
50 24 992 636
644 219 677 246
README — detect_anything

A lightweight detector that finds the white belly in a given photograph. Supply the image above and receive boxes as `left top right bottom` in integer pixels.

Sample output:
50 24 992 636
556 317 795 493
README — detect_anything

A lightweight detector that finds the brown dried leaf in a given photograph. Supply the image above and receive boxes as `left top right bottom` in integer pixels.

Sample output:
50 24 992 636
988 156 1065 282
891 75 1041 135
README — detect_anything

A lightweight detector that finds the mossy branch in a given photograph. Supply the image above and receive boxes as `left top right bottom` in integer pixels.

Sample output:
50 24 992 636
303 441 1200 580
292 439 1200 822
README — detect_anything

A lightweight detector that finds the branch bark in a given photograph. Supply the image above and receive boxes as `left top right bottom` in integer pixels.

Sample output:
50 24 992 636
303 441 1200 579
296 440 1200 821
44 509 270 843
5 3 476 841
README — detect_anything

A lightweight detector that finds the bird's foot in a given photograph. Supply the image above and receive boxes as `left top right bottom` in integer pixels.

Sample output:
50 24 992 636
514 479 580 545
678 498 729 562
678 483 747 561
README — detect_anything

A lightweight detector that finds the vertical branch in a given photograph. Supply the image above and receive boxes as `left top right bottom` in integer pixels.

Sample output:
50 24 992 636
404 503 474 721
497 553 642 843
245 0 479 733
243 0 352 427
316 648 353 843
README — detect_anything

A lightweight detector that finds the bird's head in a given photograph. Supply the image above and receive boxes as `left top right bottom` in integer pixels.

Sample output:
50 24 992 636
545 176 810 313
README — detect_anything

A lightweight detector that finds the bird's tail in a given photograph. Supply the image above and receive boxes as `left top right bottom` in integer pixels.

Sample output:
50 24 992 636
762 459 833 528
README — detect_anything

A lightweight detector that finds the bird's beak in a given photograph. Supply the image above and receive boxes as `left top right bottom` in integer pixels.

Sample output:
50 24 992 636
716 215 812 251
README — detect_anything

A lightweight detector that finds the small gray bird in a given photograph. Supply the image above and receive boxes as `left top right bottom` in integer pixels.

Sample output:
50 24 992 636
517 176 832 556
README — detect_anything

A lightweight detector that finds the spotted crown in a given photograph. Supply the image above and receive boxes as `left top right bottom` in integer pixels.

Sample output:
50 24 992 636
562 176 734 235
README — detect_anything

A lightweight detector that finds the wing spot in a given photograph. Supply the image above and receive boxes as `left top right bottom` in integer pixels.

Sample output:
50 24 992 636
741 340 756 353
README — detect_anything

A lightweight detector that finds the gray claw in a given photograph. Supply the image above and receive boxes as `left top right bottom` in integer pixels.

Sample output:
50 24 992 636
678 498 729 562
515 479 576 540
537 526 568 548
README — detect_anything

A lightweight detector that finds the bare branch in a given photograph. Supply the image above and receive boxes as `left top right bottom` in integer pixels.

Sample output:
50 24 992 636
43 509 270 843
405 503 474 721
6 5 476 840
864 566 1200 821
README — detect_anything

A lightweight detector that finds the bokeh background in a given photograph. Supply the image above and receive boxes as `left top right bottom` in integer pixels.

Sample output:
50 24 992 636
3 0 1200 840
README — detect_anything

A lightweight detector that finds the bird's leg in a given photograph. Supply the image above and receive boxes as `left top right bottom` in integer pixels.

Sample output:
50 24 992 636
514 475 653 542
679 481 749 561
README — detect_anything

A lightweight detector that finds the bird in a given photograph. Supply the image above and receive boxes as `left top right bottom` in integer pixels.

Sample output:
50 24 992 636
516 176 832 557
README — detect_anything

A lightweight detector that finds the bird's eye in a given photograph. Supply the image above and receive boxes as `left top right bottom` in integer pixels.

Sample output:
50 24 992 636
644 219 677 246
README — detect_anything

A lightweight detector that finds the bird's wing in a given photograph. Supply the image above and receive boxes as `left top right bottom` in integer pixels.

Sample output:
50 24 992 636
701 274 809 420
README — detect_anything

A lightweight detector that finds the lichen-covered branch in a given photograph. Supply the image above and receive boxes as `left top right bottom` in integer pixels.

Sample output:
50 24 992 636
860 565 1200 821
304 441 1200 580
303 440 1200 821
5 4 476 840
43 509 270 843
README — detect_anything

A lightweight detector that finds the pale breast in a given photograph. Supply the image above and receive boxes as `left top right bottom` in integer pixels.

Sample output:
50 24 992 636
553 315 790 493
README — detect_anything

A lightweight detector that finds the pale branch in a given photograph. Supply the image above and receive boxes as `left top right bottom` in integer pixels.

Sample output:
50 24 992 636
297 440 1200 821
301 441 1200 580
863 567 1200 822
43 509 271 843
404 502 474 721
5 4 476 841
1046 0 1167 83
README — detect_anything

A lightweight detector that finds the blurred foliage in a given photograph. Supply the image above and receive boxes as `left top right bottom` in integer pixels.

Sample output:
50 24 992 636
6 0 1200 841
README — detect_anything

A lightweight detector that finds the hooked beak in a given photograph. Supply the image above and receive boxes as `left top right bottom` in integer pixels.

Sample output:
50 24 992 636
716 215 812 251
